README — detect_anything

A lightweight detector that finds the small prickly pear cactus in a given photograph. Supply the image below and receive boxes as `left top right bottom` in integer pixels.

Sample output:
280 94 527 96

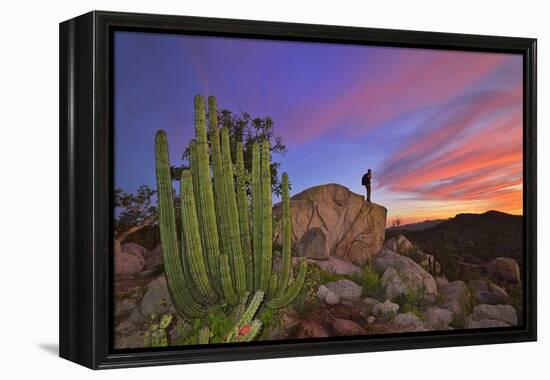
144 314 173 347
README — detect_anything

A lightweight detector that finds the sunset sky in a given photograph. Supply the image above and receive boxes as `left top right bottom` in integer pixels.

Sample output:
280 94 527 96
114 31 523 225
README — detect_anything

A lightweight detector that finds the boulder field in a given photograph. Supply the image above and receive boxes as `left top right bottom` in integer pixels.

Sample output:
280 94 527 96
113 184 522 347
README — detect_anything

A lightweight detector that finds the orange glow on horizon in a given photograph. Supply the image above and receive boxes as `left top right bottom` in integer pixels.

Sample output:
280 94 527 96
385 187 523 227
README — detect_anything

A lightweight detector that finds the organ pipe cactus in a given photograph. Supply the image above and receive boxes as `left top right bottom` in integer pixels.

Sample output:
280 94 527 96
277 173 292 297
155 95 307 344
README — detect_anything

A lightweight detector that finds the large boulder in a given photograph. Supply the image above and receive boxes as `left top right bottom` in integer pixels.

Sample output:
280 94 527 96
466 304 517 328
317 285 340 305
384 235 413 254
311 257 362 275
385 236 441 275
488 257 521 284
424 306 453 330
391 312 426 332
140 275 176 317
440 281 470 306
296 321 330 339
325 279 363 301
115 243 147 277
465 318 510 329
144 244 163 271
267 314 330 340
122 242 149 257
328 318 366 336
469 279 489 293
372 300 400 320
475 291 508 305
273 184 387 266
437 280 471 319
373 248 437 301
114 298 138 321
471 281 510 305
113 325 146 349
436 276 450 288
295 227 327 259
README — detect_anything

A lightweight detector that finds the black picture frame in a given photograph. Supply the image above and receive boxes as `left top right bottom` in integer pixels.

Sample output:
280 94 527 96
59 10 537 369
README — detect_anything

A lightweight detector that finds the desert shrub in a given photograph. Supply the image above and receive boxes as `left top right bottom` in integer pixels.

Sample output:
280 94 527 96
394 286 427 318
292 264 324 317
170 304 241 345
303 262 347 284
351 265 385 299
172 318 203 346
405 246 425 264
144 313 173 347
292 263 386 318
114 287 147 303
319 270 348 284
260 308 281 330
461 266 484 283
206 307 238 343
449 312 466 329
508 283 523 324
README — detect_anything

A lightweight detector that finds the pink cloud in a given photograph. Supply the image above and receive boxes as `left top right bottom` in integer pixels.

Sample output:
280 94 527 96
284 50 513 144
379 92 523 219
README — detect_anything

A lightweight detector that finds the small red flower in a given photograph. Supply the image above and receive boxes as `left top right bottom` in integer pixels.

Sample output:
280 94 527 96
238 324 251 337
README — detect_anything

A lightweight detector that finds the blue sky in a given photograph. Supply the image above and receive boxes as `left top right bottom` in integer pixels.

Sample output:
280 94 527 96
114 31 522 224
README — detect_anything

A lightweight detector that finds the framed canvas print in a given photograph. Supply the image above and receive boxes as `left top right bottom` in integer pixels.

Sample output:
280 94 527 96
59 11 537 369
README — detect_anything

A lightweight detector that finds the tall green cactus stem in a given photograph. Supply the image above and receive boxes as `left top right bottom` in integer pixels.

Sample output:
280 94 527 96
259 141 273 291
251 142 262 290
180 170 217 303
239 290 264 326
208 96 228 260
267 273 279 299
219 254 239 306
193 96 222 292
209 99 244 298
220 127 247 297
277 172 292 297
266 260 308 309
235 141 253 291
154 130 205 319
188 139 205 291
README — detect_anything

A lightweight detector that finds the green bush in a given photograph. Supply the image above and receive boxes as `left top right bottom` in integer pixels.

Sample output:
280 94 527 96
170 304 245 345
508 283 523 324
405 246 425 264
257 308 281 335
144 313 173 347
284 263 386 319
173 318 203 346
394 287 426 318
351 265 385 299
292 264 324 317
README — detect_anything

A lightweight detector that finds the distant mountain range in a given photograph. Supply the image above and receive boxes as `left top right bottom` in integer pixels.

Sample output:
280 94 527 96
386 219 447 233
388 210 523 280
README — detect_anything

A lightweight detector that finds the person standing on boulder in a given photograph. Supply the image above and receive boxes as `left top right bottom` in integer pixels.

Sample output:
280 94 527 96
362 169 372 202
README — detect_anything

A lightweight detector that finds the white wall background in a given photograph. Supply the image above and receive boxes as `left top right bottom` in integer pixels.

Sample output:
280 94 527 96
0 0 547 377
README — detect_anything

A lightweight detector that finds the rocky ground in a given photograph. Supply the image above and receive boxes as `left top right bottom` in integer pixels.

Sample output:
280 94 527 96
114 235 522 349
113 184 522 349
264 239 521 339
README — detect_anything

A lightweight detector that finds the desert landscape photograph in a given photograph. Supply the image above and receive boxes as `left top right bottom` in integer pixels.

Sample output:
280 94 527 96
112 31 524 349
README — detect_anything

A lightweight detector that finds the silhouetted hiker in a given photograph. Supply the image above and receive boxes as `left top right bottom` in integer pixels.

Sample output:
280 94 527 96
362 169 372 202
